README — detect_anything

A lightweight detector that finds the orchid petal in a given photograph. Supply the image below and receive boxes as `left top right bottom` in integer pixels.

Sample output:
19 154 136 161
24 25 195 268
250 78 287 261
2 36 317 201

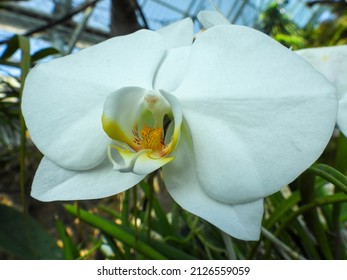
296 45 347 136
102 87 147 147
173 25 337 203
31 157 144 201
296 46 347 100
153 47 191 92
107 145 174 175
197 10 230 29
163 124 263 240
133 152 174 175
160 90 183 153
156 17 194 48
22 29 166 170
153 18 193 92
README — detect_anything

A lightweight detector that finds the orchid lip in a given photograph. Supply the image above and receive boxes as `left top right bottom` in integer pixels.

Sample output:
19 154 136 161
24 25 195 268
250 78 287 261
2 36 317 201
102 87 183 175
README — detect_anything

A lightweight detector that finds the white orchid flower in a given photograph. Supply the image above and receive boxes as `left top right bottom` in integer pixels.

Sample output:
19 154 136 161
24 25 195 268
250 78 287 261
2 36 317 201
296 45 347 136
22 12 337 241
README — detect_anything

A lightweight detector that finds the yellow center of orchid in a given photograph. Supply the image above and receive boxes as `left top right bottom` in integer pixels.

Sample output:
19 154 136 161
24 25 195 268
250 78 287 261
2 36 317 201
102 88 182 175
133 125 166 153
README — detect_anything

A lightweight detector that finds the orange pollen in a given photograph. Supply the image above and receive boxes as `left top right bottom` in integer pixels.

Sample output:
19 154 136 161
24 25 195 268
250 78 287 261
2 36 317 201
133 124 166 152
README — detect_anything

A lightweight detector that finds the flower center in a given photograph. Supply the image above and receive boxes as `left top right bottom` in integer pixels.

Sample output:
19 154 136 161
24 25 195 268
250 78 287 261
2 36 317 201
102 87 183 174
133 125 166 153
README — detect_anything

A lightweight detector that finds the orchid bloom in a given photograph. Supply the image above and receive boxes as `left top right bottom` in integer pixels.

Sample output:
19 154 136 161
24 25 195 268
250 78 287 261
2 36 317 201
296 45 347 136
22 12 337 241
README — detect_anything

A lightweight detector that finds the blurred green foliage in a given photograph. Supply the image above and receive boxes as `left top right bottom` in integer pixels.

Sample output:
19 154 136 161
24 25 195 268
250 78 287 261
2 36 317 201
256 1 347 48
254 2 306 49
0 204 63 259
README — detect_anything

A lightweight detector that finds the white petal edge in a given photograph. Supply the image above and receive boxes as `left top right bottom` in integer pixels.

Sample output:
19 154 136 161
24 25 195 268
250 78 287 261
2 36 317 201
162 123 263 241
197 10 230 29
296 46 347 100
31 157 145 201
156 17 194 49
296 45 347 136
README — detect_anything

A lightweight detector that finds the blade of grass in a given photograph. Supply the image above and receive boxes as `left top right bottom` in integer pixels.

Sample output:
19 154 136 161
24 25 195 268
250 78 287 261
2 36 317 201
139 180 173 237
101 233 125 259
333 134 347 258
263 190 300 229
262 190 321 259
298 171 333 259
275 193 347 239
309 162 347 258
55 218 79 260
66 204 196 259
261 227 306 260
120 190 131 258
65 204 166 259
31 47 60 62
221 231 236 260
308 163 347 194
1 36 19 60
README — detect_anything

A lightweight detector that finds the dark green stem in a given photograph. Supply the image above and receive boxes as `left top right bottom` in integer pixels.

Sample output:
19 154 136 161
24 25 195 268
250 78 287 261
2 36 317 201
18 36 30 213
121 190 131 257
332 133 347 259
298 171 333 259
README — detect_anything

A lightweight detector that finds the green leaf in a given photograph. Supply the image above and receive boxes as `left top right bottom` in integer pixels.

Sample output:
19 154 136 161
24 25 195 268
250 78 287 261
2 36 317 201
55 218 79 260
263 189 301 229
275 193 347 236
64 204 167 260
308 163 347 194
0 204 63 259
298 171 333 259
0 35 20 60
335 133 347 173
65 204 196 259
0 59 20 68
31 47 60 62
101 233 126 259
139 181 173 237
